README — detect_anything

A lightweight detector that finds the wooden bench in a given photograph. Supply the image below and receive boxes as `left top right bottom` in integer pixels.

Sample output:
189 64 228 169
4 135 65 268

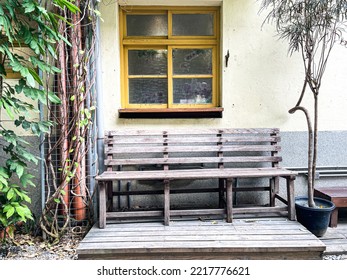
96 128 297 228
314 186 347 227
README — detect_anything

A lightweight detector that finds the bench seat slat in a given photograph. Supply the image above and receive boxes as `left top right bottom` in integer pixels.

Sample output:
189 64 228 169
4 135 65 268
96 167 297 181
104 156 283 166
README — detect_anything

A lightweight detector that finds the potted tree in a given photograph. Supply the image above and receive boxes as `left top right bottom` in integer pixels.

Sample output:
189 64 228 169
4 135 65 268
259 0 347 236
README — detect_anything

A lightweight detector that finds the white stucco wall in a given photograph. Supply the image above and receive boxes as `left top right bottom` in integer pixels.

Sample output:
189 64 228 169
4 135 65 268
99 0 347 132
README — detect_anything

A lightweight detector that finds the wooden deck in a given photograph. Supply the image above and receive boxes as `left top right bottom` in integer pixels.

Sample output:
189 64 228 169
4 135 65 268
77 218 326 260
321 221 347 257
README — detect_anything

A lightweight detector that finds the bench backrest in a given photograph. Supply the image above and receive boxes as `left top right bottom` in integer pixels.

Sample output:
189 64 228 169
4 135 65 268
103 128 282 172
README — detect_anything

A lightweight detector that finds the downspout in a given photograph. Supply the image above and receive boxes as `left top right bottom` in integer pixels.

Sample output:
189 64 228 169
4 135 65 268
87 0 98 195
38 0 45 212
94 14 105 222
95 15 105 176
39 99 45 211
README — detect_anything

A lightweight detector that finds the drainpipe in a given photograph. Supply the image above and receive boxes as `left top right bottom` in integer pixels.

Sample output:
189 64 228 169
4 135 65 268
38 63 46 211
39 99 45 211
95 16 105 177
94 14 105 222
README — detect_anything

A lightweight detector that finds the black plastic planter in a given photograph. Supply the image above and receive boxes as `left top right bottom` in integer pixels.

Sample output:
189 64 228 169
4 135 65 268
295 196 335 237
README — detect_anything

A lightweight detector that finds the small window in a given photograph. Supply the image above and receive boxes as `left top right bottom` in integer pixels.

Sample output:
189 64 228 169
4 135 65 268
119 7 221 117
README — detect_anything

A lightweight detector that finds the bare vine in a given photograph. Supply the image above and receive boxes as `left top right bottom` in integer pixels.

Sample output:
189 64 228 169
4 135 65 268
40 0 98 242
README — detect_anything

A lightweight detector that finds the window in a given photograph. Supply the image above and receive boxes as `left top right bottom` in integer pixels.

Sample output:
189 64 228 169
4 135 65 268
0 46 32 79
119 6 222 118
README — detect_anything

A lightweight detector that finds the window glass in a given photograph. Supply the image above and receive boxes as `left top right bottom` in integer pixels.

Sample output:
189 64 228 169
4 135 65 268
173 49 212 75
173 78 212 104
128 50 167 75
172 14 214 36
129 78 168 104
126 15 168 36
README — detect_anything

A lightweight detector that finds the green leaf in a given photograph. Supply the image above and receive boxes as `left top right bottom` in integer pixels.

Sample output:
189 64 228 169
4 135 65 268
25 72 36 87
22 1 36 13
37 122 51 133
16 164 24 179
54 198 60 204
20 149 39 164
54 0 80 13
5 206 15 219
3 100 15 120
20 173 35 188
0 167 10 179
7 188 15 200
0 176 8 188
28 68 43 86
48 92 61 104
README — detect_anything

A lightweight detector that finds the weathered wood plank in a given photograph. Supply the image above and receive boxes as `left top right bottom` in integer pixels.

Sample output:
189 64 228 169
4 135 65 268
105 145 281 154
104 156 282 166
77 219 325 260
105 135 281 145
80 234 322 243
96 167 296 181
78 251 322 260
106 128 280 136
78 240 324 252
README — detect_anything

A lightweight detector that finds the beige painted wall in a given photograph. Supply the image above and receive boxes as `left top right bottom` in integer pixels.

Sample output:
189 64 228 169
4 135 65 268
99 0 347 132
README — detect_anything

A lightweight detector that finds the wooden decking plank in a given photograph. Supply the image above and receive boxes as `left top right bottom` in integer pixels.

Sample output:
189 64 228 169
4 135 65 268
80 234 322 243
83 230 310 239
85 224 308 233
78 240 324 252
90 218 303 228
77 219 325 260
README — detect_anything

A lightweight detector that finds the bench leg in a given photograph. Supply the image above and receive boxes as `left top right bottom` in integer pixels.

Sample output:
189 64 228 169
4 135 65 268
164 180 170 226
270 176 279 207
99 181 106 229
226 178 233 223
286 177 295 221
330 208 338 227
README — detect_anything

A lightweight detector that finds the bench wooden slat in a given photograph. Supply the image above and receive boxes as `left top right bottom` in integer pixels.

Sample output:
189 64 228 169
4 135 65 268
104 156 283 166
96 167 296 181
105 145 281 154
106 128 280 136
105 136 281 145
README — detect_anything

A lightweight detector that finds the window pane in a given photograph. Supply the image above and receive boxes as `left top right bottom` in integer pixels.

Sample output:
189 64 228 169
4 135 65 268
172 14 214 36
173 49 212 75
127 15 168 36
173 78 212 104
128 50 167 75
129 79 168 104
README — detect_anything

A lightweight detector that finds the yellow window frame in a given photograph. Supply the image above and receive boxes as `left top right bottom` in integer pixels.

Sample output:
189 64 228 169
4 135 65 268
120 6 220 110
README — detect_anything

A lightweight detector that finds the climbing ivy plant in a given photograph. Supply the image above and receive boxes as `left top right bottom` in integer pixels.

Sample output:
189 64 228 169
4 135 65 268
0 0 79 239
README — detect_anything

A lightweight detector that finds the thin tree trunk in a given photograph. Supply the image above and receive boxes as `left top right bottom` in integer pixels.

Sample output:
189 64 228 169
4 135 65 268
312 94 318 190
289 105 315 207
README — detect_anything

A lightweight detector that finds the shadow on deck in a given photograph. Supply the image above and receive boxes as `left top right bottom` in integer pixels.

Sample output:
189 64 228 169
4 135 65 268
77 217 326 260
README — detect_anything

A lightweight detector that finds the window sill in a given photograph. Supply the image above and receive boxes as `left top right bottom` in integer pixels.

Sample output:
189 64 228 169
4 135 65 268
118 108 224 118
